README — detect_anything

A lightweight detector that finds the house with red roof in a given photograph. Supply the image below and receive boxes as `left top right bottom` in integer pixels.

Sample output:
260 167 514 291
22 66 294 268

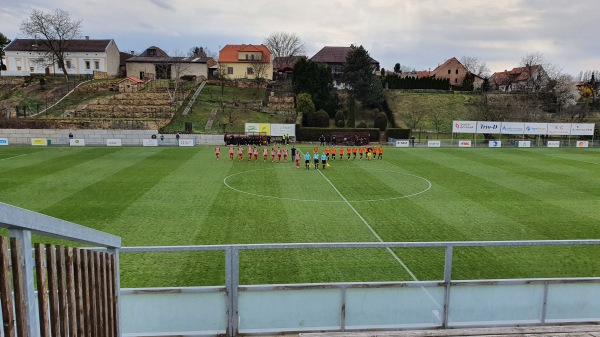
218 44 273 80
418 57 483 90
490 65 547 92
2 37 120 76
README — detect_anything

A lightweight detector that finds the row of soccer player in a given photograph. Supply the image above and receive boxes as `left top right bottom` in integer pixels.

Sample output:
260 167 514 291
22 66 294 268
215 145 384 161
312 145 384 161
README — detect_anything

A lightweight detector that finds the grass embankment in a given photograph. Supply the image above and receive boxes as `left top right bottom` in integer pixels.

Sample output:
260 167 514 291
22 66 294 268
1 146 599 287
162 84 288 133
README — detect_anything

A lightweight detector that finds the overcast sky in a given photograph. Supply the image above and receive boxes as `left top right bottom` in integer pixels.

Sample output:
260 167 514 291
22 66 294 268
2 0 598 77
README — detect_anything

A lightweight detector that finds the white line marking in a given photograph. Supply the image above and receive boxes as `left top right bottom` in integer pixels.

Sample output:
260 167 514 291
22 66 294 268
223 167 431 203
0 154 28 161
303 150 442 309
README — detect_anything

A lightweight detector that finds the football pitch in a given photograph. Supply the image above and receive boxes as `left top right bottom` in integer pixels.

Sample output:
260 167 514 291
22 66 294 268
1 145 599 288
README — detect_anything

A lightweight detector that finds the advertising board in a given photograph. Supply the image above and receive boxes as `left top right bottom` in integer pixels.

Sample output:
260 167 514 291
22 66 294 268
69 139 86 146
106 139 122 147
427 140 441 147
501 122 525 134
488 140 502 148
524 123 548 135
570 124 595 136
458 140 472 147
31 138 47 146
477 121 501 134
547 141 561 148
0 138 8 146
143 139 158 147
395 140 410 147
179 139 195 147
576 141 589 148
452 121 477 133
547 123 571 136
518 141 531 148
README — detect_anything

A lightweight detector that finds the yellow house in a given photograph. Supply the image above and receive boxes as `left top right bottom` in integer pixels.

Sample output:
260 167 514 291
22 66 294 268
218 44 273 80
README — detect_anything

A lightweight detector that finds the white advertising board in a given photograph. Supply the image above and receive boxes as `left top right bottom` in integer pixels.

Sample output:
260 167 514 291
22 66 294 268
501 122 525 135
477 121 501 134
244 123 260 133
452 121 477 133
458 140 472 147
488 140 502 148
518 141 531 148
106 139 122 147
547 123 571 136
427 140 441 147
395 140 410 147
524 123 548 135
179 139 195 147
0 138 8 146
143 139 158 147
69 139 86 146
547 141 560 148
576 141 589 148
570 123 595 136
270 124 296 137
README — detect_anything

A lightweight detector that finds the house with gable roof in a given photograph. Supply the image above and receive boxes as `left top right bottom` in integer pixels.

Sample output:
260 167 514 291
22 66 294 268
418 57 483 90
490 65 547 92
218 44 273 80
2 37 120 76
125 46 217 80
310 46 380 88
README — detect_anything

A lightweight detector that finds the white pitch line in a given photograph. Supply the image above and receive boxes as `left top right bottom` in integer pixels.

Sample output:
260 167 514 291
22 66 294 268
0 154 28 161
303 150 441 309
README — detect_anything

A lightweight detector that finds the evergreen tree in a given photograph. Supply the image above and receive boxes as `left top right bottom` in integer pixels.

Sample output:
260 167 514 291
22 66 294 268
347 95 356 128
394 63 401 73
462 72 475 91
343 45 383 108
292 58 334 111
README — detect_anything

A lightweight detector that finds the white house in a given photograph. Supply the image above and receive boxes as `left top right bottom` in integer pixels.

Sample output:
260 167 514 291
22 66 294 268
2 38 120 77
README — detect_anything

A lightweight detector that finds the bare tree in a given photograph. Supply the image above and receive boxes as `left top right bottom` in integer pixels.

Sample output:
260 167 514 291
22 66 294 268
264 31 306 69
154 51 192 104
401 109 426 132
250 56 270 94
216 62 230 95
460 56 490 77
20 9 82 79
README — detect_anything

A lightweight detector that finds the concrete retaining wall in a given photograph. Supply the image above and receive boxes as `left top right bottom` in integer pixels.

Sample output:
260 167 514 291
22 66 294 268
0 129 226 146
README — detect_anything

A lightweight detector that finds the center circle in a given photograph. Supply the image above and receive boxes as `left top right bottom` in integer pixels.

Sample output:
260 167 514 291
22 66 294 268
223 167 432 203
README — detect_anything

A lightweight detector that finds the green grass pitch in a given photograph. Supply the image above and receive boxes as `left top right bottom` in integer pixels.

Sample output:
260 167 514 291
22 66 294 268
1 146 599 287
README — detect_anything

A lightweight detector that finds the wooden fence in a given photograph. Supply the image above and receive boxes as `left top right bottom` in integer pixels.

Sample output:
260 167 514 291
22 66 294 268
0 236 118 337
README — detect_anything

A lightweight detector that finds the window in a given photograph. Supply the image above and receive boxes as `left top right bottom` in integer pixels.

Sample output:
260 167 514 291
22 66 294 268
148 49 156 56
456 69 459 74
30 67 35 72
85 61 91 70
245 54 249 60
227 67 233 74
247 67 254 75
94 61 100 70
251 54 255 60
455 78 458 83
17 67 22 71
448 69 451 74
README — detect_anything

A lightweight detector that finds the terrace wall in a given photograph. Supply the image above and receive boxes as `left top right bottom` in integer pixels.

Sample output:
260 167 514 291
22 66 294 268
0 129 225 146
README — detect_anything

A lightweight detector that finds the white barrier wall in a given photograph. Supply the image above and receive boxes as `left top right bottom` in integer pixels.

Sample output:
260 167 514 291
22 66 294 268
0 129 226 146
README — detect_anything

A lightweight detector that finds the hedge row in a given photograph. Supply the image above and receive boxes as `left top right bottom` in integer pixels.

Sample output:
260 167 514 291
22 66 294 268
296 126 380 142
386 128 412 139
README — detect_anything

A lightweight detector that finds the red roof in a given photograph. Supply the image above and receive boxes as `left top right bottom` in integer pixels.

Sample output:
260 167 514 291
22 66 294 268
219 44 271 63
119 76 144 84
491 65 542 85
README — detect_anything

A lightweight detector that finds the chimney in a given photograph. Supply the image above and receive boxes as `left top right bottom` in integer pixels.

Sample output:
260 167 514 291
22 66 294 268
131 51 135 55
85 36 89 40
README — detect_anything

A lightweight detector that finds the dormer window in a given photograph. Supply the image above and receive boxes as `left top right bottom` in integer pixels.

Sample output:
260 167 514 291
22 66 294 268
148 49 156 57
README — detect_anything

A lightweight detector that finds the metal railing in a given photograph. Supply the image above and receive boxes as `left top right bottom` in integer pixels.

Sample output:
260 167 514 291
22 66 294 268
120 240 600 336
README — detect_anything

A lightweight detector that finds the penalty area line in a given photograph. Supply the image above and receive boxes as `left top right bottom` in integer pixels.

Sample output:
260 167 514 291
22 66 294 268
0 154 28 161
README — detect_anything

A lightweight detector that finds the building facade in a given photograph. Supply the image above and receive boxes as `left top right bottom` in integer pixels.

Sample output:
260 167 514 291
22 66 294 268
2 38 120 76
218 45 273 80
419 57 484 90
126 46 217 80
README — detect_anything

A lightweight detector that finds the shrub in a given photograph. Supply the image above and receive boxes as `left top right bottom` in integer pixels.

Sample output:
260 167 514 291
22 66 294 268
296 93 315 114
357 120 367 128
336 119 345 128
334 110 345 124
374 112 388 131
386 128 411 139
312 110 330 127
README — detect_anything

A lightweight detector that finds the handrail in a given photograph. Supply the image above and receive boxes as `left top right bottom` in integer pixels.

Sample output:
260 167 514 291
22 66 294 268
0 202 121 248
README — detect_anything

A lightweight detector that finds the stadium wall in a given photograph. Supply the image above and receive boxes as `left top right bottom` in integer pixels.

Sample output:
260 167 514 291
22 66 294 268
0 129 226 146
